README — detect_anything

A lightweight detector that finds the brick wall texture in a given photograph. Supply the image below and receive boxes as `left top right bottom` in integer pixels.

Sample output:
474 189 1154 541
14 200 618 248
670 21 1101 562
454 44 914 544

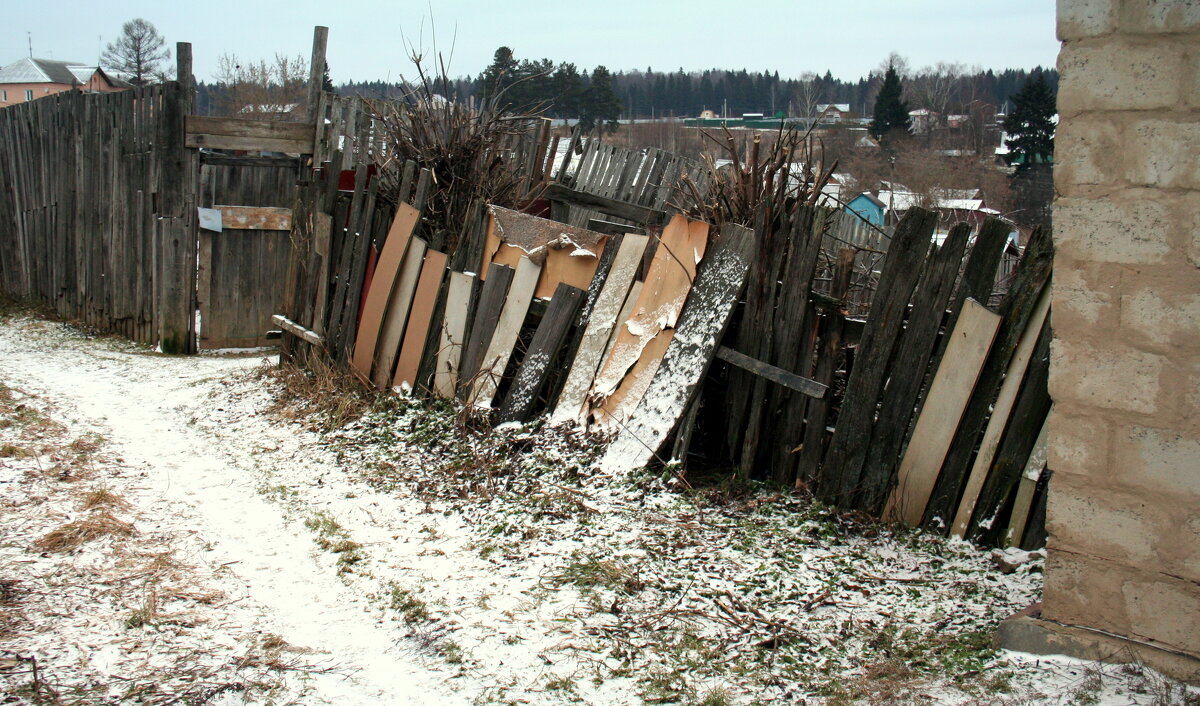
1048 0 1200 658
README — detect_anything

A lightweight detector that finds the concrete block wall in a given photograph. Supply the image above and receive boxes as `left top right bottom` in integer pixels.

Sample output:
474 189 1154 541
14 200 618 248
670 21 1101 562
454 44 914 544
1048 0 1200 661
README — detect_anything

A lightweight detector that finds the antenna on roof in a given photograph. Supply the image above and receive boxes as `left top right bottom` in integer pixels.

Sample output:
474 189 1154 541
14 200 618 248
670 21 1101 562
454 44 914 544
27 32 32 58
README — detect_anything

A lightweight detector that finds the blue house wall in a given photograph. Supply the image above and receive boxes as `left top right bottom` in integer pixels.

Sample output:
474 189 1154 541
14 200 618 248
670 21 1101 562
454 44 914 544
845 193 885 226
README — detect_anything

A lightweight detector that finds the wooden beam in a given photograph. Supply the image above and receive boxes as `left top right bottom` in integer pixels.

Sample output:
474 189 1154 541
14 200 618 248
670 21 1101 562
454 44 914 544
373 238 427 388
543 182 668 225
469 256 541 409
351 203 418 381
433 271 477 398
185 115 316 154
306 26 329 127
586 218 647 236
715 346 827 399
1005 412 1050 548
200 153 301 168
393 249 448 389
497 283 586 423
216 205 293 231
272 314 324 347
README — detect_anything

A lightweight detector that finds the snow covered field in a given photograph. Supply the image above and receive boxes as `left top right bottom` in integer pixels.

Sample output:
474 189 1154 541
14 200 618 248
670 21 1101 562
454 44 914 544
1 312 1195 705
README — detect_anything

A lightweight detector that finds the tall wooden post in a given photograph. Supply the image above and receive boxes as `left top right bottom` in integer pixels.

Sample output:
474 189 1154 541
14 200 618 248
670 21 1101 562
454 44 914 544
156 42 198 354
306 27 329 127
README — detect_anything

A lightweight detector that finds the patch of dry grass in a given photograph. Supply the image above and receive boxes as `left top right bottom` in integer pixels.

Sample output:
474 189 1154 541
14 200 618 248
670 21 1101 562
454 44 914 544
79 487 130 512
259 357 376 431
34 512 135 553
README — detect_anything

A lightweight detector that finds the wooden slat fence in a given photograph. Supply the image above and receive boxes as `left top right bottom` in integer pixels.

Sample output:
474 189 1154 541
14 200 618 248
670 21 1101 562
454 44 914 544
0 83 194 349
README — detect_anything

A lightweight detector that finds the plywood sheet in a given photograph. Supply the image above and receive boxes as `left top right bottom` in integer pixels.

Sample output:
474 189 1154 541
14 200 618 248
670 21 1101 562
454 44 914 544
884 298 1001 526
588 215 709 428
351 203 419 382
480 205 609 300
393 249 448 390
549 234 649 425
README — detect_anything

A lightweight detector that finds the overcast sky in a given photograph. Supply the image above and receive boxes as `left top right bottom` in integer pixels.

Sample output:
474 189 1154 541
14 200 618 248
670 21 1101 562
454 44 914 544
4 1 1059 83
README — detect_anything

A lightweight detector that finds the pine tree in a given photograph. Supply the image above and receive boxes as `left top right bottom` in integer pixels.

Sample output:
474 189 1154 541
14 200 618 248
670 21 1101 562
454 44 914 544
1002 71 1056 171
869 63 911 139
102 18 170 86
579 66 622 134
480 47 518 102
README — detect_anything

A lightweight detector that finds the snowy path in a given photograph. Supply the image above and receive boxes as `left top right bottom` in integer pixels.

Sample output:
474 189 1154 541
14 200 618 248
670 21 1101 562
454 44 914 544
0 318 466 704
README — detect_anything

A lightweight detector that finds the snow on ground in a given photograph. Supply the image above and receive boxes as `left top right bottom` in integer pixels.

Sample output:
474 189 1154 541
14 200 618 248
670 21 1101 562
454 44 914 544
0 311 1196 705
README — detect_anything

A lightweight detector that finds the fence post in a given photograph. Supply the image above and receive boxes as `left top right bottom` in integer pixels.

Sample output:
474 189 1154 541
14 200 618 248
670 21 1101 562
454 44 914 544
156 42 198 354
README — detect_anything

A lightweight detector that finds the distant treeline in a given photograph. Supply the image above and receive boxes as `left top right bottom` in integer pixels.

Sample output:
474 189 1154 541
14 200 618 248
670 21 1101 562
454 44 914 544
193 53 1058 122
328 55 1057 120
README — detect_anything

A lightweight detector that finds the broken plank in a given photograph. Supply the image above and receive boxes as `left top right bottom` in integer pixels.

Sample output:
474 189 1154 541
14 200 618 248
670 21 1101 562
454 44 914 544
271 314 323 347
497 283 586 423
351 203 419 381
715 346 827 399
372 238 427 388
598 223 755 473
549 234 649 425
883 298 1001 526
433 271 476 399
393 249 448 389
469 257 541 408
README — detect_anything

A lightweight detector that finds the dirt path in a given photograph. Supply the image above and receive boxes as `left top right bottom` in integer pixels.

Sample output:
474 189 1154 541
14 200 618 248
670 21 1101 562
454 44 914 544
0 317 465 704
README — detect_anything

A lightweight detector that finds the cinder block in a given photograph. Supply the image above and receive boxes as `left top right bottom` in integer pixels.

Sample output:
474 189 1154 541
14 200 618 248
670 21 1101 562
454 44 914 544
1049 338 1164 415
1128 119 1200 188
1055 114 1125 187
1120 0 1200 34
1047 406 1111 478
1058 0 1117 39
1047 475 1159 565
1119 286 1200 348
1057 41 1183 113
1053 261 1121 330
1123 577 1200 653
1055 195 1171 265
1043 550 1133 634
1113 426 1200 498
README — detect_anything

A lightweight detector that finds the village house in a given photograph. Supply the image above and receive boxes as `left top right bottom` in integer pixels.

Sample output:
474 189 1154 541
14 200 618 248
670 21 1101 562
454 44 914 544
0 57 130 107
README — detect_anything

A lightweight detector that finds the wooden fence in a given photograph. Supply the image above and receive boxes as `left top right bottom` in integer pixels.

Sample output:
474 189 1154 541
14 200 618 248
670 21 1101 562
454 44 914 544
0 81 196 350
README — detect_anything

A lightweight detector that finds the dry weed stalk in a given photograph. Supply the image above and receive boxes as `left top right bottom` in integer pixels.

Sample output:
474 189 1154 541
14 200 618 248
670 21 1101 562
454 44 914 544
679 125 838 228
79 486 130 512
34 511 135 553
366 51 547 252
263 357 375 431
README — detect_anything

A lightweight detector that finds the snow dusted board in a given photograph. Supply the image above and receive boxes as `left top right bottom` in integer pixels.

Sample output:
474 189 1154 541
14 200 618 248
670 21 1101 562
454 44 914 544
598 223 754 474
949 283 1051 538
432 271 477 399
549 233 649 425
480 205 608 300
393 249 448 390
589 215 709 429
883 298 1001 527
350 203 419 383
497 282 586 423
469 256 542 409
371 238 427 388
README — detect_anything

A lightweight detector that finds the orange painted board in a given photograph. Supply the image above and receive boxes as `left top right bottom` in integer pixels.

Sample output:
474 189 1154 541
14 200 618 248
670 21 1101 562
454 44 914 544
372 238 427 388
588 215 709 426
393 249 448 390
351 203 419 381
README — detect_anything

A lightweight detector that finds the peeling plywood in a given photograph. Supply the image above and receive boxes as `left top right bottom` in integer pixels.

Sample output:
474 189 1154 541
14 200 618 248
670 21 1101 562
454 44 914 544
588 214 709 429
480 205 608 300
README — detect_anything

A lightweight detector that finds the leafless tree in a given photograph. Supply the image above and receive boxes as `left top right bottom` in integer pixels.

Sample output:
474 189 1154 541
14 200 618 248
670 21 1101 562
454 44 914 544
792 72 824 120
101 18 170 86
213 54 308 119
